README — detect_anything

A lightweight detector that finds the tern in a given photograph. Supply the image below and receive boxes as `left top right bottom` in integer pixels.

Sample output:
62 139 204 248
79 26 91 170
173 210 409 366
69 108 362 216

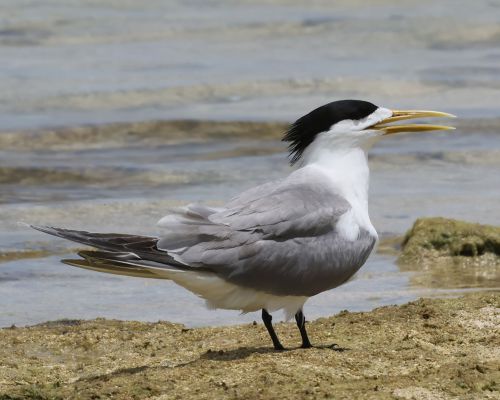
32 100 455 350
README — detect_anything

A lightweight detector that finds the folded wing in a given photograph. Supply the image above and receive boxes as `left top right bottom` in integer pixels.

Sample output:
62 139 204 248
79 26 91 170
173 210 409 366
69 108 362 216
158 169 366 297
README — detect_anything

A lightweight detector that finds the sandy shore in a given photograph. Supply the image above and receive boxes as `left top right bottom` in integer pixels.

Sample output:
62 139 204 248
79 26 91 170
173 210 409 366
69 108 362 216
1 292 498 399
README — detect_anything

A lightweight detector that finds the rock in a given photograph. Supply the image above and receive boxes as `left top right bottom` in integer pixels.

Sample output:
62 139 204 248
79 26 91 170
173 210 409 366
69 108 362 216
399 217 500 267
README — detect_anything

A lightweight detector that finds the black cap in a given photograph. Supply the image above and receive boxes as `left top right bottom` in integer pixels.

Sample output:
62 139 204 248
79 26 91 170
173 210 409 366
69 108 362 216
283 100 378 165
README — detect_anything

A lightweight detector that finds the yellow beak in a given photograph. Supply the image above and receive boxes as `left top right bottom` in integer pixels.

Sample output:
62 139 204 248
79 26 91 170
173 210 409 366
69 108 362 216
372 110 456 135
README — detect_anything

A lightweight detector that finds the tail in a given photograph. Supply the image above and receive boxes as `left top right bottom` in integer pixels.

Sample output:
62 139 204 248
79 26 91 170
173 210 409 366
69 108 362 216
31 225 193 279
63 250 182 279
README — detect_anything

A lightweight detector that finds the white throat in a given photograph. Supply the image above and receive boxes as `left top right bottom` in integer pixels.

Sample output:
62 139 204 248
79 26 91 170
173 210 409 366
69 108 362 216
301 135 378 240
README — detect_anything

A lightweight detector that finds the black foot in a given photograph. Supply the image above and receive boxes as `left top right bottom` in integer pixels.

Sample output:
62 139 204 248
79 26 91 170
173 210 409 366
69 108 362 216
262 309 285 351
274 343 286 351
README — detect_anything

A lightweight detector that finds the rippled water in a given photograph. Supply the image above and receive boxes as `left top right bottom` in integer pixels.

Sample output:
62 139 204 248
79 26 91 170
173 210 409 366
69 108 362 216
1 0 499 327
2 0 500 129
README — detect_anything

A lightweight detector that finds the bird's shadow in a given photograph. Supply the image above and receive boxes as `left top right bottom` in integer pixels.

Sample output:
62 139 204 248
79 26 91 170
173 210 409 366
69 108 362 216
201 343 348 362
74 342 349 384
200 346 276 361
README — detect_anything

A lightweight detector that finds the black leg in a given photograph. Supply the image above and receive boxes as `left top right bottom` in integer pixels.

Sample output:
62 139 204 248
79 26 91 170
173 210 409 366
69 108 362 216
261 309 285 351
295 309 312 348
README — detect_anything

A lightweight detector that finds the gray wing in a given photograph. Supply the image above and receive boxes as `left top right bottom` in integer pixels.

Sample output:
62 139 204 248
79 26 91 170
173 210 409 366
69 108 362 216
210 181 348 239
159 172 349 247
157 170 375 297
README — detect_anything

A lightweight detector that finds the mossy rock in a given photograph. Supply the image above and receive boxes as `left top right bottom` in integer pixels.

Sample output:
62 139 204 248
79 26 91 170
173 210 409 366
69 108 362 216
399 217 500 266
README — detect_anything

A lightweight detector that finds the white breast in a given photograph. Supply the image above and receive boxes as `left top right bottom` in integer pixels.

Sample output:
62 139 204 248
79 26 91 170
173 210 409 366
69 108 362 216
304 144 378 241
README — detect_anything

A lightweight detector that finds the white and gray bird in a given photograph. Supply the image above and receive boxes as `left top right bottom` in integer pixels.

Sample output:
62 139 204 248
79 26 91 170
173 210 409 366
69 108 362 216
32 100 455 350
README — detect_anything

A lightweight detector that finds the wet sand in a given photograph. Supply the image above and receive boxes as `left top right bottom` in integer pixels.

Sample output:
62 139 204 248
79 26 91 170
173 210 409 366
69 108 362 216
1 292 498 399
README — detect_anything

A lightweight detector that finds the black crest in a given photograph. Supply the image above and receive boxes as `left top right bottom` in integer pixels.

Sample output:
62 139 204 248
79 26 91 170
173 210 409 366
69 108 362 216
283 100 378 165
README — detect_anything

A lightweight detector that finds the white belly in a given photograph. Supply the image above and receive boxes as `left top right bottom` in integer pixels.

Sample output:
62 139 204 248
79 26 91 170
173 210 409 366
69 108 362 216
166 269 307 320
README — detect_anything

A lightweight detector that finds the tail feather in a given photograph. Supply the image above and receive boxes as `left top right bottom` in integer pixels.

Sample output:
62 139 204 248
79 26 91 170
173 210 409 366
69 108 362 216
31 224 157 250
31 225 187 267
63 250 186 279
62 258 167 279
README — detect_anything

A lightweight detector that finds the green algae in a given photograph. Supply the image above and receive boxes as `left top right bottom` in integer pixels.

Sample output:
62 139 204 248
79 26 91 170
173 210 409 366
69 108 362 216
399 217 500 264
0 120 287 152
398 218 500 289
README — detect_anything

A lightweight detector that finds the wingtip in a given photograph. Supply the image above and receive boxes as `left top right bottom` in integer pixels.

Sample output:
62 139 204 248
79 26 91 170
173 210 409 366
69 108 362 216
29 224 54 234
18 222 50 230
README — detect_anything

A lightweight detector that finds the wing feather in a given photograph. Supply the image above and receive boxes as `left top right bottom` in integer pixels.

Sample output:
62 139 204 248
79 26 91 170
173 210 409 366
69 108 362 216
31 225 187 267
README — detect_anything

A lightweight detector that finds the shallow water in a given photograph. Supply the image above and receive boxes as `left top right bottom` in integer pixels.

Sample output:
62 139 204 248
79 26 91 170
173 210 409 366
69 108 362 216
1 0 499 327
2 252 487 328
1 0 500 129
1 124 499 327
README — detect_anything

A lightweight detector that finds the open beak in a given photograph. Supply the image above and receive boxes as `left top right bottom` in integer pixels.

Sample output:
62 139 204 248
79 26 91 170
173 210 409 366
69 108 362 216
372 110 456 135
